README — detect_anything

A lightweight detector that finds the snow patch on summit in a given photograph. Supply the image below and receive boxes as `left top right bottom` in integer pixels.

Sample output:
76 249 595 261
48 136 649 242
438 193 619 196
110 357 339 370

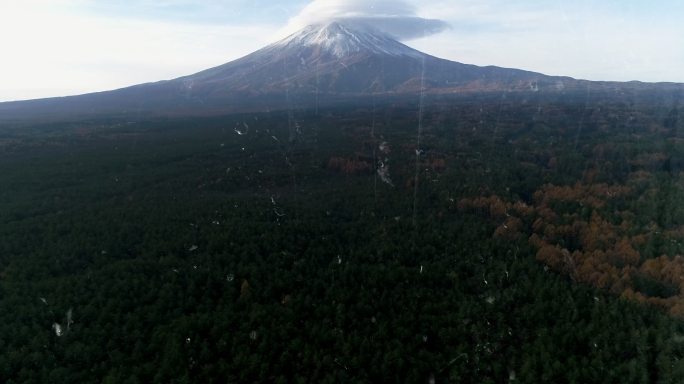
273 22 424 59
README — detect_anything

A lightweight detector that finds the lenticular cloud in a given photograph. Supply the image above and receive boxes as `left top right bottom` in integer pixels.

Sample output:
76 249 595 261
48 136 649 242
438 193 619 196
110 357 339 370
286 0 449 41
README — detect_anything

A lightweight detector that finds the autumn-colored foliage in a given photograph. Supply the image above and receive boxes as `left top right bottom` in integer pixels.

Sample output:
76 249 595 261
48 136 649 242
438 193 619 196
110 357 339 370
428 157 447 171
327 156 372 175
240 279 252 300
459 178 684 318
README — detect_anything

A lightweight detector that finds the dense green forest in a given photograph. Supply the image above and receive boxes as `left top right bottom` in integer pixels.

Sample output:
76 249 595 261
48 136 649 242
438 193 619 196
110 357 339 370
1 96 684 382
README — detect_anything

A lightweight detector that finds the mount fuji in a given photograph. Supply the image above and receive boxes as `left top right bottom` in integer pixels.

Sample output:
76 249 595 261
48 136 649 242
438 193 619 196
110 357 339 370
180 21 551 95
1 22 682 120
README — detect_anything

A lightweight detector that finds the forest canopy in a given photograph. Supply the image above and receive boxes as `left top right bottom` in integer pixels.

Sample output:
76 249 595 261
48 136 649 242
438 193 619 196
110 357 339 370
1 96 684 382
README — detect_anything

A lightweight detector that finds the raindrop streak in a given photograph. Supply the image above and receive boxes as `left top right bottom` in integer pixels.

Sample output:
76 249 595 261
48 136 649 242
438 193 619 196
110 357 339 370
377 161 393 186
490 65 513 149
52 323 63 337
315 56 320 114
234 121 250 136
66 308 73 331
371 94 378 204
283 55 299 219
575 83 592 150
412 50 426 227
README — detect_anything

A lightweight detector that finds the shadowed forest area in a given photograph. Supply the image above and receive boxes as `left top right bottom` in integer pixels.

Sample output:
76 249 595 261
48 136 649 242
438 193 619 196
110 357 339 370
1 95 684 382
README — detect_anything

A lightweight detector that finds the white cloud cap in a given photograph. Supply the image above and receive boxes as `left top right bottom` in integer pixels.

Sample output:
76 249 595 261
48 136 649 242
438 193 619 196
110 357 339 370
284 0 449 40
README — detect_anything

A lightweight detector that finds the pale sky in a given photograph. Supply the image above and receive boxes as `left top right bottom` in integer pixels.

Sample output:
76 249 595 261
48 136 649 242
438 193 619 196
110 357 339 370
1 0 683 102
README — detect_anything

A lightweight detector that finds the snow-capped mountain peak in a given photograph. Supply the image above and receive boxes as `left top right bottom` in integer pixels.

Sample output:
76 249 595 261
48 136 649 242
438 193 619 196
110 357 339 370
271 21 424 59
